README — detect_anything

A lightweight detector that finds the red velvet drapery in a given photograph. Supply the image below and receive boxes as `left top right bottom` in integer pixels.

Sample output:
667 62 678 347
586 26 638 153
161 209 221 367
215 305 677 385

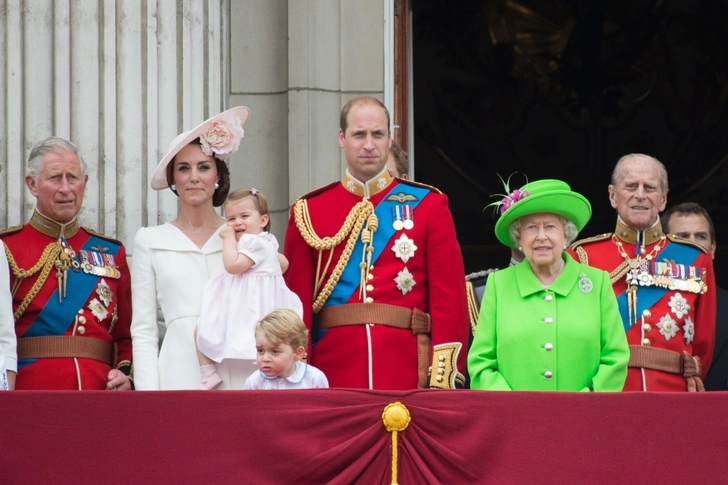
1 389 726 484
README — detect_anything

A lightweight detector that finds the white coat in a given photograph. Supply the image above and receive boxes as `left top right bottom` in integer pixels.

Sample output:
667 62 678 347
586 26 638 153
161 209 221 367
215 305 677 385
130 223 256 389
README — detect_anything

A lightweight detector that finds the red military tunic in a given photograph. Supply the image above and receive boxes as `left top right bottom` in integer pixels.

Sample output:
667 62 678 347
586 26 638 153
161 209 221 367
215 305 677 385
568 218 716 391
1 211 132 390
284 168 469 390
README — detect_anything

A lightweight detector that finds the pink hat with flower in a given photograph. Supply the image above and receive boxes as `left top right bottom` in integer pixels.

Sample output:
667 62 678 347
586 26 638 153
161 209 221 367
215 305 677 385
151 106 250 190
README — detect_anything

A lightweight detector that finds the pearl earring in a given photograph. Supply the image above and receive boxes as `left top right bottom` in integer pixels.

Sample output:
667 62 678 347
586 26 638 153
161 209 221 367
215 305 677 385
518 246 522 251
214 182 219 189
170 184 176 191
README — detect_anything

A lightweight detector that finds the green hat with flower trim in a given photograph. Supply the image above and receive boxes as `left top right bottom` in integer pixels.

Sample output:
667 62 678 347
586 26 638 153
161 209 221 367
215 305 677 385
492 178 592 248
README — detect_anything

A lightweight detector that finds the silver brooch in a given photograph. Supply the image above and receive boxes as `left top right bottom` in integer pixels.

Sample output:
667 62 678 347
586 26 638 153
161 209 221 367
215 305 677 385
578 273 593 294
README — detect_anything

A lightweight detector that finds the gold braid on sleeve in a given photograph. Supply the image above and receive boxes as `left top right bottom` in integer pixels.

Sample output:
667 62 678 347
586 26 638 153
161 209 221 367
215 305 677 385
4 242 61 321
294 198 375 313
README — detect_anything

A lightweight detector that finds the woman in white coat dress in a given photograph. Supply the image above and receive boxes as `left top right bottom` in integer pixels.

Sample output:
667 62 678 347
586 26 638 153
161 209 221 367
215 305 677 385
0 163 17 390
0 239 17 390
131 107 258 389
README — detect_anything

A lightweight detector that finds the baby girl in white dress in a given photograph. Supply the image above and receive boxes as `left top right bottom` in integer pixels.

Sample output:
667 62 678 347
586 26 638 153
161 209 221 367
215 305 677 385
195 188 303 389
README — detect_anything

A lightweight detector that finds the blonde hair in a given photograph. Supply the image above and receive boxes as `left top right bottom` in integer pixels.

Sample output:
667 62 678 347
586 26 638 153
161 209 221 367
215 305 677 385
255 309 307 350
224 188 270 231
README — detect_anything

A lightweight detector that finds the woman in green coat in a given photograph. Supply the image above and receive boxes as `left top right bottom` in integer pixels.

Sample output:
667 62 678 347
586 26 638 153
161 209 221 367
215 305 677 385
468 179 629 391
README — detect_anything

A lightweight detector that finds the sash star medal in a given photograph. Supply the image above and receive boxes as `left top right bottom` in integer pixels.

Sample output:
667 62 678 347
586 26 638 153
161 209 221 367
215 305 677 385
392 234 418 263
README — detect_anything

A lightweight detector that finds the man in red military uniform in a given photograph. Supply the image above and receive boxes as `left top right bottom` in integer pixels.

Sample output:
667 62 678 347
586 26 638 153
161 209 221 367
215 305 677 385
0 137 132 390
284 96 469 390
569 153 715 391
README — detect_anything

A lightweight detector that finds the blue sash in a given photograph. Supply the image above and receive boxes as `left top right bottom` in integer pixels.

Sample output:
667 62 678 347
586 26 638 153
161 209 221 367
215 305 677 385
325 184 430 306
616 241 701 331
19 235 121 369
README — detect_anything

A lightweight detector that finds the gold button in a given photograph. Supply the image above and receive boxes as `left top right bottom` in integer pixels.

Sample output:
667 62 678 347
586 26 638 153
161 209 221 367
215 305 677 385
642 323 651 332
642 309 651 318
78 309 84 315
439 355 445 361
367 274 374 281
642 338 650 346
366 284 374 292
370 265 374 271
438 362 446 368
79 316 87 324
77 326 85 335
437 369 445 375
365 297 373 304
436 376 443 382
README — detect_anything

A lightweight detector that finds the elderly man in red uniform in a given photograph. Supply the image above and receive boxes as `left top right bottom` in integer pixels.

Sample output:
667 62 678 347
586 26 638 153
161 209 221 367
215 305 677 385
569 154 715 391
0 137 132 390
284 96 469 390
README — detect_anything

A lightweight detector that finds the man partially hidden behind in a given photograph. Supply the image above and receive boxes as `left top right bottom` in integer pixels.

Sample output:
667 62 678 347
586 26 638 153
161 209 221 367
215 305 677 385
0 137 133 390
569 154 715 391
662 202 727 391
284 96 469 390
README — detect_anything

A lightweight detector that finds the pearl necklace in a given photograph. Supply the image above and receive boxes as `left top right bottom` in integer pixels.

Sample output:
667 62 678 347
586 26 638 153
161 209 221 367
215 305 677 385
535 260 565 290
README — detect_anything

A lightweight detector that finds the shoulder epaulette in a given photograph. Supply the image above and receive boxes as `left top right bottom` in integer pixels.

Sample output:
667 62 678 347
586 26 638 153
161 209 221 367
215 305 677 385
0 224 24 238
569 232 613 250
666 234 708 254
295 181 340 202
397 178 442 194
83 227 123 246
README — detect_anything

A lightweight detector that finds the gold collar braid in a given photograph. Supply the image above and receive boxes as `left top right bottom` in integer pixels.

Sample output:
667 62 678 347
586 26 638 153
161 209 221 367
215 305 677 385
613 217 664 246
294 198 377 312
29 210 80 239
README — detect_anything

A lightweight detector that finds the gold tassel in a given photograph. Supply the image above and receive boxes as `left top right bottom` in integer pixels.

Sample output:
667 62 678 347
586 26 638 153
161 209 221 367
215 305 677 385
382 402 411 485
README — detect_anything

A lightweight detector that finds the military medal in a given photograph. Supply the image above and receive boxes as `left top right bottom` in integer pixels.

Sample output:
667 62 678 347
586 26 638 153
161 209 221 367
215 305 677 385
657 314 678 341
109 306 118 333
578 273 593 293
403 205 414 230
394 267 416 295
88 298 109 321
96 279 114 307
392 234 417 263
80 250 121 279
683 317 694 345
392 205 404 231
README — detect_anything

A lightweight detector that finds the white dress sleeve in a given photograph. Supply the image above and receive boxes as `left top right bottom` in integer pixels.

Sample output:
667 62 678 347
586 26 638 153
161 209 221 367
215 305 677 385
0 241 17 377
130 227 161 390
237 233 269 266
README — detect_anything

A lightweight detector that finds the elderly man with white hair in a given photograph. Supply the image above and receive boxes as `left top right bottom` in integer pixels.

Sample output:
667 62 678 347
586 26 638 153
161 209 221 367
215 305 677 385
0 137 133 390
569 153 716 392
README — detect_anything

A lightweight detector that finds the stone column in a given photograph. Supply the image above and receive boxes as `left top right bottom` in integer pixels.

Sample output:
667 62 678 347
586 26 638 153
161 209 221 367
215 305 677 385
0 0 228 250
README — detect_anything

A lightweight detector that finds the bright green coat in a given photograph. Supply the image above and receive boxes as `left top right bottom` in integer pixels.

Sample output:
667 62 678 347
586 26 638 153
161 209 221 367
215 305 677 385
468 256 629 391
